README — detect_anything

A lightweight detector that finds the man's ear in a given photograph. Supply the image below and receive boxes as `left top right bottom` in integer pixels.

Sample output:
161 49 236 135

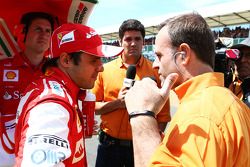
58 52 71 67
179 43 191 65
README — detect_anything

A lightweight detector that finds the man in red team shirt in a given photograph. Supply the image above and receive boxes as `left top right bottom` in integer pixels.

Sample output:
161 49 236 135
14 23 123 166
0 12 55 167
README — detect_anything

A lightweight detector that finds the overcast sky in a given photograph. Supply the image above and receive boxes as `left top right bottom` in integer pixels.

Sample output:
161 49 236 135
88 0 236 29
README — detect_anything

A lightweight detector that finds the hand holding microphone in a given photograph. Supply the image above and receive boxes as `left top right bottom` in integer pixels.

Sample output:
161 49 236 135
116 65 137 109
118 65 137 99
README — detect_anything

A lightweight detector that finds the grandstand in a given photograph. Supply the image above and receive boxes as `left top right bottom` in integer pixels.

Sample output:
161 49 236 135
97 0 250 42
95 0 250 61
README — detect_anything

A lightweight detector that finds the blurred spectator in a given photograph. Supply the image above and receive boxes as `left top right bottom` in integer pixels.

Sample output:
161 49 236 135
229 37 250 107
0 12 54 167
104 26 250 47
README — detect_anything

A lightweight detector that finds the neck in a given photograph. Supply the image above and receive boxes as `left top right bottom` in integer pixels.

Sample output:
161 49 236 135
188 64 213 79
122 54 141 67
24 49 45 67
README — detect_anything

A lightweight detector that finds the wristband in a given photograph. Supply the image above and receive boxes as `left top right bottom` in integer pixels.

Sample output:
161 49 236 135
129 110 156 121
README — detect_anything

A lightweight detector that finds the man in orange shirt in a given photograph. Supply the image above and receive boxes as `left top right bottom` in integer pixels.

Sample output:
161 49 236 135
92 19 170 167
229 38 250 107
125 13 250 166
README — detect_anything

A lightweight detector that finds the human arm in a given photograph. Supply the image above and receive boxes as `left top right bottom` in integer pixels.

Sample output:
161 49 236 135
125 73 178 166
95 86 127 115
130 116 162 167
15 102 74 166
156 99 171 132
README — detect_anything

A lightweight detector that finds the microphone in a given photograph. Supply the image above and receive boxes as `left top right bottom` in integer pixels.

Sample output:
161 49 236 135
123 65 136 89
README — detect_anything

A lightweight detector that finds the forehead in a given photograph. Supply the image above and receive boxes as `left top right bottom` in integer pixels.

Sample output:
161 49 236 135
155 27 172 52
30 18 52 28
81 52 100 60
122 30 142 38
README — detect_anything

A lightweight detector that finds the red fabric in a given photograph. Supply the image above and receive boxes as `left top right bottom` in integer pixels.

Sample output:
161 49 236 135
0 53 45 154
15 67 87 166
0 0 97 56
0 53 44 115
50 23 104 58
0 0 71 33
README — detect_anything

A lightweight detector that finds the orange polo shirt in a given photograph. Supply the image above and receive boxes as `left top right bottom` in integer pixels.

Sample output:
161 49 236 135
92 56 170 140
150 72 250 166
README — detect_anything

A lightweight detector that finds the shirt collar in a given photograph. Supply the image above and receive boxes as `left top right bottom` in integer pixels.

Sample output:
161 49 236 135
45 67 85 101
13 52 46 70
174 72 224 102
117 55 144 69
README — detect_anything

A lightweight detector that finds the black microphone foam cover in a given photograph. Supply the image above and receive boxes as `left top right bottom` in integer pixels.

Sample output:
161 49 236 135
126 65 136 79
123 65 136 88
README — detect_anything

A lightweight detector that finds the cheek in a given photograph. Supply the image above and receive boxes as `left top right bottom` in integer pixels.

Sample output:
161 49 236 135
122 42 131 47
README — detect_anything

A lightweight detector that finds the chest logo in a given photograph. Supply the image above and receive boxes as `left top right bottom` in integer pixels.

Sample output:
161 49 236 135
72 137 85 164
3 70 19 82
3 91 12 100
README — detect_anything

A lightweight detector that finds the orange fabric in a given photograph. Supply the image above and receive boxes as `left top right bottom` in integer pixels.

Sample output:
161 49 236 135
150 72 250 166
92 56 170 139
229 78 243 100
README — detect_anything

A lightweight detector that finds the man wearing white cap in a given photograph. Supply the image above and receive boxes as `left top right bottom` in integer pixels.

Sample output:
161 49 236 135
14 23 123 166
230 37 250 107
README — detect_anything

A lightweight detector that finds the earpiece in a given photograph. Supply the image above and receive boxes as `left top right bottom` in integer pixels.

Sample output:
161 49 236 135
180 51 186 60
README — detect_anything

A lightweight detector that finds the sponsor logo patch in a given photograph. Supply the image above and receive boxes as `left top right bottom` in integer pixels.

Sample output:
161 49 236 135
3 90 22 100
3 70 19 82
73 2 88 24
86 31 97 39
3 91 12 100
57 31 75 48
49 81 65 97
72 137 84 164
31 149 66 165
28 134 69 149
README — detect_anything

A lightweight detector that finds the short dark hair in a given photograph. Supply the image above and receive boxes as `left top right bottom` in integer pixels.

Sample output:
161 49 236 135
119 19 145 40
21 12 55 41
159 13 215 68
41 52 82 73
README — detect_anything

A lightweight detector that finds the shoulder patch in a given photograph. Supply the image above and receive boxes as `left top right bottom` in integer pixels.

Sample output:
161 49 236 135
49 81 65 98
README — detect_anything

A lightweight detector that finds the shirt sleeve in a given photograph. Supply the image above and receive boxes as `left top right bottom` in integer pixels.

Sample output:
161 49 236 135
18 102 71 167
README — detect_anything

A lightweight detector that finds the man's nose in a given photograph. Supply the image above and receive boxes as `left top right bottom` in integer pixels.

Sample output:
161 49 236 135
131 40 136 46
98 64 104 72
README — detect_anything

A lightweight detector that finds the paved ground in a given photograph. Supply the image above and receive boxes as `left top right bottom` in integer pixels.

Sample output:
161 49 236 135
86 135 99 167
85 116 100 167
